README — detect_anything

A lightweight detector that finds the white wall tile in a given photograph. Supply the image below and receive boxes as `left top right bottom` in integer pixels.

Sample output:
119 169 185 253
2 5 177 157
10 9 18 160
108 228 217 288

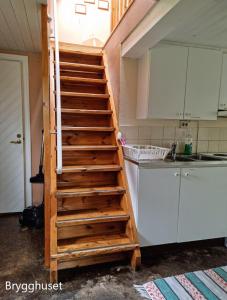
198 128 209 141
138 126 151 139
219 128 227 140
219 141 227 152
208 141 219 153
197 141 209 153
208 128 220 141
150 126 163 139
163 127 175 139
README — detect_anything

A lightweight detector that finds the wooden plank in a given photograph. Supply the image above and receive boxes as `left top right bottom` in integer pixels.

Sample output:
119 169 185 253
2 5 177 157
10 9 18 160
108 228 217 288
57 234 130 252
59 62 104 71
53 243 138 259
41 4 50 268
58 252 128 270
62 131 113 146
61 164 121 173
57 195 121 212
56 186 126 198
61 126 114 132
61 91 109 98
60 76 107 84
61 108 112 115
60 49 103 57
62 145 118 151
103 51 141 268
61 114 111 127
56 209 129 227
49 44 58 278
57 172 117 188
57 221 126 240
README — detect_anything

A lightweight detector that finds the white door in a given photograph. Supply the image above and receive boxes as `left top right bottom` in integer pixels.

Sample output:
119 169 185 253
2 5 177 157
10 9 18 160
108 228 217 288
0 60 25 213
184 47 221 120
148 44 188 119
138 168 181 246
178 167 227 243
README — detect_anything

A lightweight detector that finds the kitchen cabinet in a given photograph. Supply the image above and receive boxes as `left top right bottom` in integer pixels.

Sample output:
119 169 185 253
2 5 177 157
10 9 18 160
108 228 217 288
125 161 181 246
219 53 227 110
137 44 188 119
125 160 227 246
184 47 221 120
137 44 222 120
178 167 227 242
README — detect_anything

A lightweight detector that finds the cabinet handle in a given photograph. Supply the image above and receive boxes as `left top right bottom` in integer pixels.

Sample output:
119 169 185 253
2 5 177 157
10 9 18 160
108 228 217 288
174 172 180 176
184 172 190 177
191 116 201 119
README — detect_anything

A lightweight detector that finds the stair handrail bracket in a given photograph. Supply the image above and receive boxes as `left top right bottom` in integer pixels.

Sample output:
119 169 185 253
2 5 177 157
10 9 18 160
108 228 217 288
53 0 62 175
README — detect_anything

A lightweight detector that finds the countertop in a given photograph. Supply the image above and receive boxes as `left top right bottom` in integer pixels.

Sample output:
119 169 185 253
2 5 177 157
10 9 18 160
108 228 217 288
124 156 227 169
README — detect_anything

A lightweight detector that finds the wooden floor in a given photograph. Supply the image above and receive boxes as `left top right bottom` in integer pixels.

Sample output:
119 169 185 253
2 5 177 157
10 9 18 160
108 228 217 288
48 47 141 282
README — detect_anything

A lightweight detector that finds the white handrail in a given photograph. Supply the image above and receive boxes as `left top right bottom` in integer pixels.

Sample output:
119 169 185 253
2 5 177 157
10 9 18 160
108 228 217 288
53 0 62 174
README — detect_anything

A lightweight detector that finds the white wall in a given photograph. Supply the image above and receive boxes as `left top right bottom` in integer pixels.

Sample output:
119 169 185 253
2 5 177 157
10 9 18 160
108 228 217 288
57 0 111 46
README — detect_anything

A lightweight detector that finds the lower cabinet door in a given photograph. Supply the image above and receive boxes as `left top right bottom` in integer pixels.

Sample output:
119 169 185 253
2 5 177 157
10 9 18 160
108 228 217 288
138 168 181 246
178 167 227 242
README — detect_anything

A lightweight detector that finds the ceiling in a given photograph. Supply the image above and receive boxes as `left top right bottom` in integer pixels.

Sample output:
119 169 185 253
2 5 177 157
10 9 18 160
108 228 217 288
166 0 227 49
0 0 47 53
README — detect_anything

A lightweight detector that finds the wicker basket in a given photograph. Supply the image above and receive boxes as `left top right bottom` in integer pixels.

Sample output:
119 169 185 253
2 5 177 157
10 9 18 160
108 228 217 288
123 144 170 161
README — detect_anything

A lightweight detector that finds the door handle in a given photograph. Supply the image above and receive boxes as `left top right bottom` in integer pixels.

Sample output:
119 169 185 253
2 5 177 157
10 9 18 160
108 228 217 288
10 140 22 144
184 172 190 177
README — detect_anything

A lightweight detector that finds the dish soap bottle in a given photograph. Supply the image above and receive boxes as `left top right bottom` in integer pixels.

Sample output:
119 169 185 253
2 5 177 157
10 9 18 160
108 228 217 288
184 131 193 155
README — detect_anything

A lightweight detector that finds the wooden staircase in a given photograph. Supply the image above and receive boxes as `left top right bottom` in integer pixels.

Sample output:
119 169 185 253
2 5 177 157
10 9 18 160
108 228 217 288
48 46 141 282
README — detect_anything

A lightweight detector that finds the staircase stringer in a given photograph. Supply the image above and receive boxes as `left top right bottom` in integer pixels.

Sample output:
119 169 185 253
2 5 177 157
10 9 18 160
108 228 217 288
102 51 141 269
49 44 58 282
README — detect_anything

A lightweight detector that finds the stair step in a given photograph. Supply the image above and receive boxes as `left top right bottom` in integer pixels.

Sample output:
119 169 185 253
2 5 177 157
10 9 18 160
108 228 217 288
59 62 104 72
61 91 109 99
61 109 112 115
60 76 107 85
55 243 139 260
56 209 129 227
60 49 103 57
56 186 126 198
54 233 138 259
61 126 114 132
61 164 122 173
62 145 118 151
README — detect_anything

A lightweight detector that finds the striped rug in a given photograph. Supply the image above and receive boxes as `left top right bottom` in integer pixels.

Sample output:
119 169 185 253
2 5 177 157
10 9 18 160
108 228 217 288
134 266 227 299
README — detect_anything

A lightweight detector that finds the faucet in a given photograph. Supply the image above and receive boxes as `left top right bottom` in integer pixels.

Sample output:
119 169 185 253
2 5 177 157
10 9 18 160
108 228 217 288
170 142 177 161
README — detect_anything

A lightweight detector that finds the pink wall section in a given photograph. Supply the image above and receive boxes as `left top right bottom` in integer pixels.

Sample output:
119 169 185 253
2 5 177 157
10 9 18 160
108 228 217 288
0 50 43 206
104 0 157 115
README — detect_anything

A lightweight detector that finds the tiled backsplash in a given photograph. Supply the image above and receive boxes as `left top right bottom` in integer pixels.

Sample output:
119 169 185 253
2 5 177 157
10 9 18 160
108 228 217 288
120 119 227 153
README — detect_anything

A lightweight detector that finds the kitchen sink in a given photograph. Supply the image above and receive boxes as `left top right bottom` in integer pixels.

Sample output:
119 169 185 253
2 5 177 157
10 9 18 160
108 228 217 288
168 154 226 162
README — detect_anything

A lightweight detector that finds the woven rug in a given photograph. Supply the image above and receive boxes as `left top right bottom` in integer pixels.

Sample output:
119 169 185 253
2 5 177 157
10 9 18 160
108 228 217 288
134 266 227 300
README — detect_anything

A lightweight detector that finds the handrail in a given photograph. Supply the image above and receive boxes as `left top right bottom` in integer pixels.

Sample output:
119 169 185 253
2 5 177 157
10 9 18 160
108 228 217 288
53 0 62 174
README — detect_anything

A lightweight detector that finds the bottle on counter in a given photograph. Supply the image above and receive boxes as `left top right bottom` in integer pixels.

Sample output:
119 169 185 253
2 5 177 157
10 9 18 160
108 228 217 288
184 131 193 155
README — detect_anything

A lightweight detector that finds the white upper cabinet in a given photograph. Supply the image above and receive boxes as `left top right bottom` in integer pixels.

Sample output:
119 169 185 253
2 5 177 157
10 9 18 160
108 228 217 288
219 53 227 110
184 47 222 120
137 44 188 119
137 44 222 120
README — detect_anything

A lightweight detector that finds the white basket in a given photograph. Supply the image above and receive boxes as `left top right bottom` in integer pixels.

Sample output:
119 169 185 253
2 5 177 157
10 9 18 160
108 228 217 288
123 144 171 161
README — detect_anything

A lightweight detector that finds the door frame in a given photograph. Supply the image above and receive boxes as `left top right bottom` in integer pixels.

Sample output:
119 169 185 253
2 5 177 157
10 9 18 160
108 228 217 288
0 53 32 207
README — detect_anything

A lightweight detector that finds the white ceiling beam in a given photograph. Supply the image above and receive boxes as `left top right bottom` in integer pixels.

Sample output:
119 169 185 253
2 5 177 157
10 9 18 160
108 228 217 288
121 0 217 58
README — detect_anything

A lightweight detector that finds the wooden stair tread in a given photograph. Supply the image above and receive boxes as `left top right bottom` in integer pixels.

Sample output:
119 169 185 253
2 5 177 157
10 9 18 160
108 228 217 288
57 234 135 253
61 91 109 98
56 209 129 227
57 234 131 252
61 126 114 132
56 186 126 198
54 232 138 259
59 62 104 71
61 164 122 173
59 49 103 57
61 108 112 115
62 145 118 151
60 76 107 84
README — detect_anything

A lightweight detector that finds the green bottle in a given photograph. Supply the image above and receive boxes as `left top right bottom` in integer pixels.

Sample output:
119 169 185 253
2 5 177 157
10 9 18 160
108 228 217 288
184 133 193 155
